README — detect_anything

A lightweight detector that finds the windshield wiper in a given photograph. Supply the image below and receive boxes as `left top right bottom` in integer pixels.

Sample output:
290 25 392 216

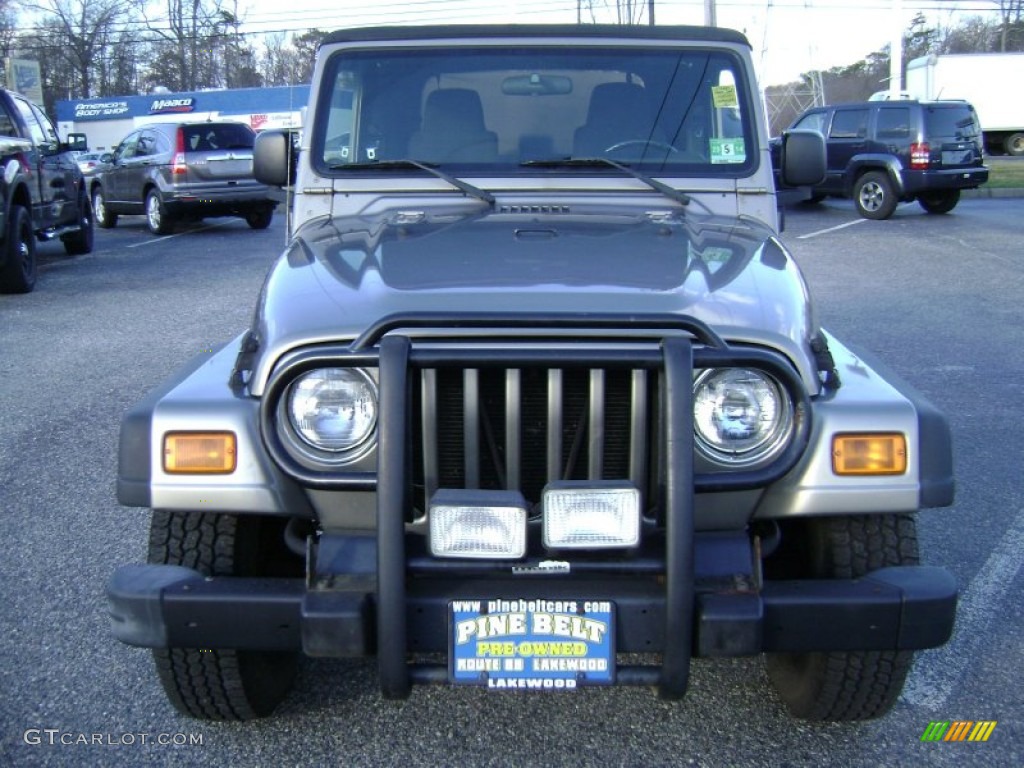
329 159 495 207
521 157 691 207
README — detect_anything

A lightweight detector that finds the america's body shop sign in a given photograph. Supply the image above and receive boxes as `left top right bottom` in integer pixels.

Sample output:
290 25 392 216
450 600 615 688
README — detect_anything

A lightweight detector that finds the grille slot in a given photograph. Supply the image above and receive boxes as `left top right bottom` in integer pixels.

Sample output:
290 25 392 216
498 204 571 215
413 365 653 516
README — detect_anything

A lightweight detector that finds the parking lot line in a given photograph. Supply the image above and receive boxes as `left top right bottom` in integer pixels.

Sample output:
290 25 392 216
125 220 234 248
901 510 1024 708
796 219 867 240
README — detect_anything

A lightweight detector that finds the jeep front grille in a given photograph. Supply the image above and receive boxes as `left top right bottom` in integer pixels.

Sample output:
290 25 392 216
412 366 656 516
260 314 810 502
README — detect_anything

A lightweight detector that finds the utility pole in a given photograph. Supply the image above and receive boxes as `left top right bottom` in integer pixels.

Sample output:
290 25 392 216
704 0 717 26
890 0 903 96
649 0 655 25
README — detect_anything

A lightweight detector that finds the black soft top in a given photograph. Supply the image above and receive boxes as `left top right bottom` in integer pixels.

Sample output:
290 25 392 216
321 24 751 49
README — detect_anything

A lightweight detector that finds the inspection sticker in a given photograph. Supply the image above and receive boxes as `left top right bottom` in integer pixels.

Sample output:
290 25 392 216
450 598 615 688
710 138 746 164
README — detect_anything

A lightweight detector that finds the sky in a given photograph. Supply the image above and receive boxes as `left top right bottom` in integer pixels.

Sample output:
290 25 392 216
233 0 998 87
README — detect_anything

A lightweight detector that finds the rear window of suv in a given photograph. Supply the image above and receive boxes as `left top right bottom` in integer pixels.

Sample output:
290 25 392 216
925 105 981 141
182 123 256 152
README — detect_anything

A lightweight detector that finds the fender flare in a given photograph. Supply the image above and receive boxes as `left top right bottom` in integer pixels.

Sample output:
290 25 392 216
843 154 906 198
0 167 32 265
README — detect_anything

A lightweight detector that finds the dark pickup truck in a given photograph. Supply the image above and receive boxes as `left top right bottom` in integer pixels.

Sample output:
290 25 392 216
0 88 93 293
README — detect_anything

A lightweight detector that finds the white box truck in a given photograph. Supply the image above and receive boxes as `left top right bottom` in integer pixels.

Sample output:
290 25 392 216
906 53 1024 156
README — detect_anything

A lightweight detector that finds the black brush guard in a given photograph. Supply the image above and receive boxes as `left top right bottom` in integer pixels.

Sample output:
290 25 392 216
107 313 958 701
368 314 800 699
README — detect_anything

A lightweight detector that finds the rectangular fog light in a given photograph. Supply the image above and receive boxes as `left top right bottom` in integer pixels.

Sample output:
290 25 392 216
429 489 527 559
543 482 640 549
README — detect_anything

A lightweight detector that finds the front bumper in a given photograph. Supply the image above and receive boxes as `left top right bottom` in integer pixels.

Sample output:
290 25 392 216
107 559 957 660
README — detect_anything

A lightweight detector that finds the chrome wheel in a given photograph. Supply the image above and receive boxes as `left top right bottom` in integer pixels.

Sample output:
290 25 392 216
145 190 173 235
93 188 117 228
852 171 897 220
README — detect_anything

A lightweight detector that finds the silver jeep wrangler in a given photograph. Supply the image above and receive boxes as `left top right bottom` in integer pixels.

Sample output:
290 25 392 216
107 24 957 722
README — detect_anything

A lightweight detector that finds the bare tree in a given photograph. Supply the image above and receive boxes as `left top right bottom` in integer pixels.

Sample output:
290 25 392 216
289 29 322 84
578 0 646 24
133 0 226 91
942 16 1000 53
17 0 127 97
0 1 17 85
935 0 1024 50
12 18 77 110
259 31 290 86
992 0 1024 50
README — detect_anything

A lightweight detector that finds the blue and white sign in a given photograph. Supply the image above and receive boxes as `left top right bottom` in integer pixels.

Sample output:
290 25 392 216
450 599 615 688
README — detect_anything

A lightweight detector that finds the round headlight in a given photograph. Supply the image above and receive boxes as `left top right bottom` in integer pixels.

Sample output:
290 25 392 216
286 368 377 456
693 368 793 465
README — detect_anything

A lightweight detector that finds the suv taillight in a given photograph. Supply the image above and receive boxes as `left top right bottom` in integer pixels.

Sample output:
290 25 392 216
172 128 187 175
910 142 930 170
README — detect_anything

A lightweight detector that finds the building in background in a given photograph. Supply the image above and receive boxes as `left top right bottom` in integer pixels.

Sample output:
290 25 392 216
56 85 309 151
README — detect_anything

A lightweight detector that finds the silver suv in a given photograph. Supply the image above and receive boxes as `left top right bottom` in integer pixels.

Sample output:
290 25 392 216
89 121 277 235
107 25 957 724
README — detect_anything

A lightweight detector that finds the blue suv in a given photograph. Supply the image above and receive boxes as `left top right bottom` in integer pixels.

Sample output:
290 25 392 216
782 99 988 219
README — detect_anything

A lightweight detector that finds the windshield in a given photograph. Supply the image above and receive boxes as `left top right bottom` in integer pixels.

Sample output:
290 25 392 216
313 45 756 175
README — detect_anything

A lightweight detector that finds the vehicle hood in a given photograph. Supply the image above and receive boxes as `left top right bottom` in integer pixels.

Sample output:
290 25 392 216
249 204 818 394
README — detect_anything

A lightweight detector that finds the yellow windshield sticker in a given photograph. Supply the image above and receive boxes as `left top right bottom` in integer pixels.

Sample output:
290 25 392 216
712 85 738 108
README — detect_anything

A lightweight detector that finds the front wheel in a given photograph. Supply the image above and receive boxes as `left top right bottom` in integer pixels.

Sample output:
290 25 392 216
765 514 919 720
146 189 174 235
918 189 960 215
853 171 898 220
93 186 117 228
148 511 301 720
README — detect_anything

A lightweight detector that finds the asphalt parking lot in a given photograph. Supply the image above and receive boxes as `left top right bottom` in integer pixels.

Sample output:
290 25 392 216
1 198 1022 767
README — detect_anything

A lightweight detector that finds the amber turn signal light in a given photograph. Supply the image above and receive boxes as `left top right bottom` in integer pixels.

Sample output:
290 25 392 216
163 432 237 474
832 433 907 476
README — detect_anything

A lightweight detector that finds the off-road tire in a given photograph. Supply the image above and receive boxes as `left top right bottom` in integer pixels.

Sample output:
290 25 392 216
245 208 274 230
918 189 960 215
765 514 919 721
148 510 299 720
146 189 175 235
93 186 117 228
853 171 898 220
0 204 37 293
62 193 95 255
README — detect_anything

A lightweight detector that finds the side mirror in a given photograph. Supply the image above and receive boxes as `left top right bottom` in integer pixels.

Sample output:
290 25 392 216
67 132 88 153
254 130 296 186
779 129 826 187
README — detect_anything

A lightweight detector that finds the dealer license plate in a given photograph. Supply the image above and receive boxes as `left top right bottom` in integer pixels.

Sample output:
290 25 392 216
450 599 615 689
